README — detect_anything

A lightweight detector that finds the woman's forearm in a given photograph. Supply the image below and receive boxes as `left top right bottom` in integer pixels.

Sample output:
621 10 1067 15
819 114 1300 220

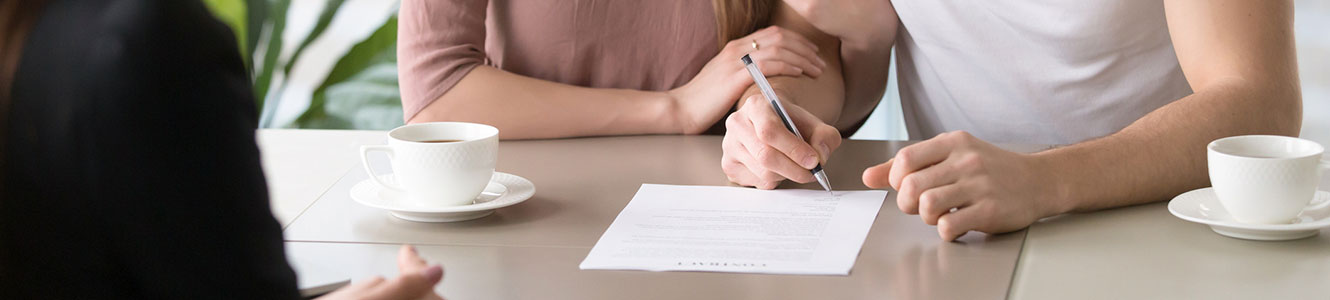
409 66 682 140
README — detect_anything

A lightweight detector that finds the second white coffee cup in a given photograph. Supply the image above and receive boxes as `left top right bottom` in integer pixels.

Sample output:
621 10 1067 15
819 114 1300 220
360 122 499 207
1208 135 1330 224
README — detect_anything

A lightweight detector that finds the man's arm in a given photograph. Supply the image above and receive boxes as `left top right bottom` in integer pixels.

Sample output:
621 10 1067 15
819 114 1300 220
863 0 1299 241
1043 0 1301 213
781 0 899 132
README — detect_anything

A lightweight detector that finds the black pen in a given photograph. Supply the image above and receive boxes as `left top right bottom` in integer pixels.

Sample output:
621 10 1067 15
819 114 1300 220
740 54 833 192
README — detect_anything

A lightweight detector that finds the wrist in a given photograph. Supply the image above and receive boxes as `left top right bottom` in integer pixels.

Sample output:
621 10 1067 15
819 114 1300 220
1030 149 1077 216
659 89 688 134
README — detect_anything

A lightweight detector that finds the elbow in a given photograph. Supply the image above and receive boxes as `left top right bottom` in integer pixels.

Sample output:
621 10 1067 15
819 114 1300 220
1278 96 1302 137
1270 82 1302 137
405 94 468 124
1219 76 1302 137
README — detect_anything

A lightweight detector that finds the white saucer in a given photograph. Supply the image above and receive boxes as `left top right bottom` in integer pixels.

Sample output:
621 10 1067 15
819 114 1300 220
350 172 535 222
1168 187 1330 241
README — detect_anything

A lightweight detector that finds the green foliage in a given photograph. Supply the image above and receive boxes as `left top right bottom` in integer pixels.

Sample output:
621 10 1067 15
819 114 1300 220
251 0 290 126
203 0 403 129
296 16 403 130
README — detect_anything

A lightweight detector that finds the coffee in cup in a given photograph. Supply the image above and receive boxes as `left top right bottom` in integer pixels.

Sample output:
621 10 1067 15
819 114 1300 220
1207 135 1330 224
360 122 499 207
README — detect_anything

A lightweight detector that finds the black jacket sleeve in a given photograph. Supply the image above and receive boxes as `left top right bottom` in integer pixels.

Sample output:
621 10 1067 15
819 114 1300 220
1 0 300 298
86 1 301 298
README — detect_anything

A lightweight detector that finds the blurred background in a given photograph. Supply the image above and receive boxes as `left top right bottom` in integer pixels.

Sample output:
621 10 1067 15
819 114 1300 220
204 0 1328 143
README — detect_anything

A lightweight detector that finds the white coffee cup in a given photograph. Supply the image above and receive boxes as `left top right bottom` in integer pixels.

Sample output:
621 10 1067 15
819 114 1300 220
1208 135 1330 224
360 122 499 207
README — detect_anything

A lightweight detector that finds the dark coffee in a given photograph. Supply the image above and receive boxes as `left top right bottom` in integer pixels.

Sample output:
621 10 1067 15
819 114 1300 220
419 139 463 143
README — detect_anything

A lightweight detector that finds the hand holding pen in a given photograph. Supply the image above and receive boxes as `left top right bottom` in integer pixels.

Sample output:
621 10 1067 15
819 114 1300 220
719 54 842 191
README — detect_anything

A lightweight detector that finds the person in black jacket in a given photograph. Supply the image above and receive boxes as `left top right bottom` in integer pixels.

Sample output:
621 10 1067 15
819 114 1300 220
0 0 443 298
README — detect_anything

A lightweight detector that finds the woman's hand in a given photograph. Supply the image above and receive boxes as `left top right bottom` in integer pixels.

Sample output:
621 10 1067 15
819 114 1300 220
669 26 828 134
721 95 842 189
318 245 445 300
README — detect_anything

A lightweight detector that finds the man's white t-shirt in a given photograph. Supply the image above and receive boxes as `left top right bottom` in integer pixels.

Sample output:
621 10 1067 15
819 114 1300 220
892 0 1194 145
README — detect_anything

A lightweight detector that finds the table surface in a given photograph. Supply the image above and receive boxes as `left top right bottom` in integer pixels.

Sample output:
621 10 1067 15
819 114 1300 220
257 129 1330 300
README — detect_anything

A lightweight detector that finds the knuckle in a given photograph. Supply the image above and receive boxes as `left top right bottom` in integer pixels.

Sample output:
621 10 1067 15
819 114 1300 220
958 153 984 170
949 130 975 144
900 174 919 194
919 189 937 209
938 218 960 237
725 112 743 128
897 196 918 214
895 147 914 164
721 155 739 170
754 123 781 143
754 147 781 166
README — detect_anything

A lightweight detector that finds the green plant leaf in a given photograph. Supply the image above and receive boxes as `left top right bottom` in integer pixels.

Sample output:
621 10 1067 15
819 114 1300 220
254 0 291 127
319 64 403 130
295 15 400 129
245 0 267 69
281 0 348 79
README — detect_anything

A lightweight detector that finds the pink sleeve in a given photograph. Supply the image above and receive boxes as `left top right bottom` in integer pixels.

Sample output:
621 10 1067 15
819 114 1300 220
397 0 488 121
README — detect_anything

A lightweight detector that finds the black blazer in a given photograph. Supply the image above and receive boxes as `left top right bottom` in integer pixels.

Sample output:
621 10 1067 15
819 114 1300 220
1 0 299 298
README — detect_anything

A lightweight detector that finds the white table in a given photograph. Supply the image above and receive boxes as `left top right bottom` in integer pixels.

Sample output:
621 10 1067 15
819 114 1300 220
257 129 1330 299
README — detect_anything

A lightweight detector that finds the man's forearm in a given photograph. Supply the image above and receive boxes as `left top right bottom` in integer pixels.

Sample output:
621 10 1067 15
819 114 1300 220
1039 79 1301 214
834 34 894 130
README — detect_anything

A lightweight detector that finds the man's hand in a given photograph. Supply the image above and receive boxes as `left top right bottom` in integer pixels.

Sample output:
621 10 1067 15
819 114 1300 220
862 131 1065 241
722 95 842 189
319 245 445 300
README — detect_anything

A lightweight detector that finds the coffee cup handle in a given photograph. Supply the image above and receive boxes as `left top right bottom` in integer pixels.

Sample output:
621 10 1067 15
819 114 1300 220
1311 159 1330 211
360 145 405 191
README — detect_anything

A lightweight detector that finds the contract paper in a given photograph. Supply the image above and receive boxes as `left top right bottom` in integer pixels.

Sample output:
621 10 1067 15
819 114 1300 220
579 184 887 275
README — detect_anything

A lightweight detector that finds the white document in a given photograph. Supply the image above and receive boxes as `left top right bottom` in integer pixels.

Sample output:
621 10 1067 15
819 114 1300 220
579 184 887 275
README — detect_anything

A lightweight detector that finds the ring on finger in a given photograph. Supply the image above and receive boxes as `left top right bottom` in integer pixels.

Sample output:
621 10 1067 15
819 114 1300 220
751 39 759 51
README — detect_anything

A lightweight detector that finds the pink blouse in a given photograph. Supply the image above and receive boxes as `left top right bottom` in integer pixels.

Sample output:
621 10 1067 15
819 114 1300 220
397 0 720 120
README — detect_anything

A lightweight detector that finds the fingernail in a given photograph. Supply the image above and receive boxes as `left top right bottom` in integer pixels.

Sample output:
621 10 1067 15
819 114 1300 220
793 66 803 74
408 245 418 255
819 142 831 158
423 265 443 282
818 58 828 67
802 153 818 169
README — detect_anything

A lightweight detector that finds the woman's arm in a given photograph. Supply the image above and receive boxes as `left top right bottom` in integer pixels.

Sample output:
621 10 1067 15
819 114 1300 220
719 2 849 189
411 66 682 139
741 2 845 127
398 0 827 140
